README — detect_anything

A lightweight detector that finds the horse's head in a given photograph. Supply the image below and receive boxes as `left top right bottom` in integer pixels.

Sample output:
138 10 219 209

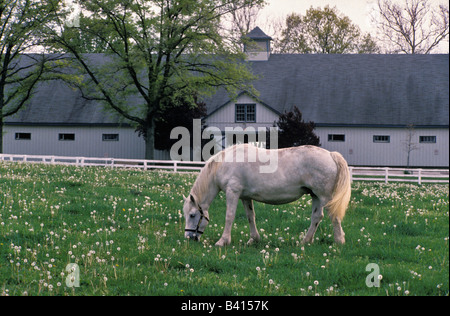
183 194 210 241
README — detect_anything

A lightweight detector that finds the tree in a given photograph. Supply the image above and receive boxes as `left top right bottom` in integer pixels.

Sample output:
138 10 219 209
227 0 265 42
274 106 320 149
403 124 420 168
152 95 207 152
374 0 449 54
48 0 263 160
0 0 62 153
276 6 380 54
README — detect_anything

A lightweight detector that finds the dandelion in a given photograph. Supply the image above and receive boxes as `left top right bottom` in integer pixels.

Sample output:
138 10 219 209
314 280 319 285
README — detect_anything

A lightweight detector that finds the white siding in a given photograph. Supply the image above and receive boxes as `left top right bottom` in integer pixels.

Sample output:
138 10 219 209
205 98 449 167
3 125 165 159
316 127 449 167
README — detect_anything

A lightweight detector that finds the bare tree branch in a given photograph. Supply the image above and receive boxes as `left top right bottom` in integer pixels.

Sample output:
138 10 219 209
375 0 449 54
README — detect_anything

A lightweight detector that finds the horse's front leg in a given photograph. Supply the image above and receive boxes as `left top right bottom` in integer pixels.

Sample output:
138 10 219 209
215 189 240 247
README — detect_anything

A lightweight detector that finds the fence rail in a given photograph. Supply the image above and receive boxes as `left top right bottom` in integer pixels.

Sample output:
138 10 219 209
1 153 448 184
349 166 449 184
0 153 205 172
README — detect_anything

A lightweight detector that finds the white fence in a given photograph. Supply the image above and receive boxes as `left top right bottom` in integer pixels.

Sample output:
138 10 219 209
349 166 448 184
1 153 448 184
0 153 205 172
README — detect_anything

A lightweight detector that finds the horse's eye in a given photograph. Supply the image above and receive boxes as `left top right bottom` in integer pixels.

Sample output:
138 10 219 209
190 214 196 218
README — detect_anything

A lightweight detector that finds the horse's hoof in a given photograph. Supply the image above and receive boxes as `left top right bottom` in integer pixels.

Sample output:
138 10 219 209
215 238 229 247
247 236 260 245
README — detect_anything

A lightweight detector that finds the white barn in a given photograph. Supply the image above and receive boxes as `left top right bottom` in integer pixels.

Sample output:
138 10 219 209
203 27 449 168
3 27 449 167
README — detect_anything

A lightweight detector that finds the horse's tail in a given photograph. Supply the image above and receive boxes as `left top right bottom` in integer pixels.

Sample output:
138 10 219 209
325 152 351 222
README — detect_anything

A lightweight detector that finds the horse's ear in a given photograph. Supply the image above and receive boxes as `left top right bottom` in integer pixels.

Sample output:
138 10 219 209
190 194 196 205
183 195 188 201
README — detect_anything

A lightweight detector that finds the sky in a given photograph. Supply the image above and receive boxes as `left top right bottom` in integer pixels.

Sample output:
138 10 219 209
256 0 449 53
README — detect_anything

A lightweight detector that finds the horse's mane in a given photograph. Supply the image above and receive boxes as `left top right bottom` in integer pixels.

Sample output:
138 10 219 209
191 151 223 202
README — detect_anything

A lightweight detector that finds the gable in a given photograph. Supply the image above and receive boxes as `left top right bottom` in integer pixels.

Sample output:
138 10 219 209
204 92 279 129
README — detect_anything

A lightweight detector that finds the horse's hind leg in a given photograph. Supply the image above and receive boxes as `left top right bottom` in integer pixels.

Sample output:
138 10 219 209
242 199 261 245
332 217 345 244
301 196 324 244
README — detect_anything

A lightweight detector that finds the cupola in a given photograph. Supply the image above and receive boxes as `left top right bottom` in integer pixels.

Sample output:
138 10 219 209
243 27 272 61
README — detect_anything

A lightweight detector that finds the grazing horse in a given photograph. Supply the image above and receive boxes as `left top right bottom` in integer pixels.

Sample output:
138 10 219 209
183 144 351 246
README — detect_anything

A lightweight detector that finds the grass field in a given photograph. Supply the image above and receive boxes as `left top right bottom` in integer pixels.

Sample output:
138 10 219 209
0 161 448 296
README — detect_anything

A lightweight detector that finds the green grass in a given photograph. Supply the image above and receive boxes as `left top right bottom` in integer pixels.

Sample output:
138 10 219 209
0 161 448 296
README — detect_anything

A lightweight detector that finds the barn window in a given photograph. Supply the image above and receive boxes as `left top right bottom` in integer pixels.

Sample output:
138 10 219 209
59 133 75 141
235 104 256 123
102 134 119 141
419 136 436 143
328 134 345 142
15 133 31 140
373 135 390 143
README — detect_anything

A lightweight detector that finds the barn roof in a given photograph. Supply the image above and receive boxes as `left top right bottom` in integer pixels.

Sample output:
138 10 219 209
5 54 449 128
204 54 449 127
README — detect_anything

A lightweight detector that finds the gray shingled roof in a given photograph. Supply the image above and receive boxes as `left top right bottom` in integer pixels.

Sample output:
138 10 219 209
205 54 449 127
5 54 135 126
5 80 125 126
5 54 449 127
245 26 273 40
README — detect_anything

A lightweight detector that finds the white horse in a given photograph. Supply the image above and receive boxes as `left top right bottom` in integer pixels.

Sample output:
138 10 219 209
183 144 351 246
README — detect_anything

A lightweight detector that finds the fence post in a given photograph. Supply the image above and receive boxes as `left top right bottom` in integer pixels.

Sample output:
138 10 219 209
418 169 422 185
349 167 353 183
384 167 389 184
174 161 178 173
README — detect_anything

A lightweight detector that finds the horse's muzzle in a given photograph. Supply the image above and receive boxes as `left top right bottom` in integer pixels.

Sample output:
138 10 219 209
185 231 201 241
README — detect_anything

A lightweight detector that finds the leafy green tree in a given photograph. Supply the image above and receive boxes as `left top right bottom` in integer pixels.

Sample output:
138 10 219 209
48 0 264 159
276 6 379 54
275 106 320 148
0 0 62 153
